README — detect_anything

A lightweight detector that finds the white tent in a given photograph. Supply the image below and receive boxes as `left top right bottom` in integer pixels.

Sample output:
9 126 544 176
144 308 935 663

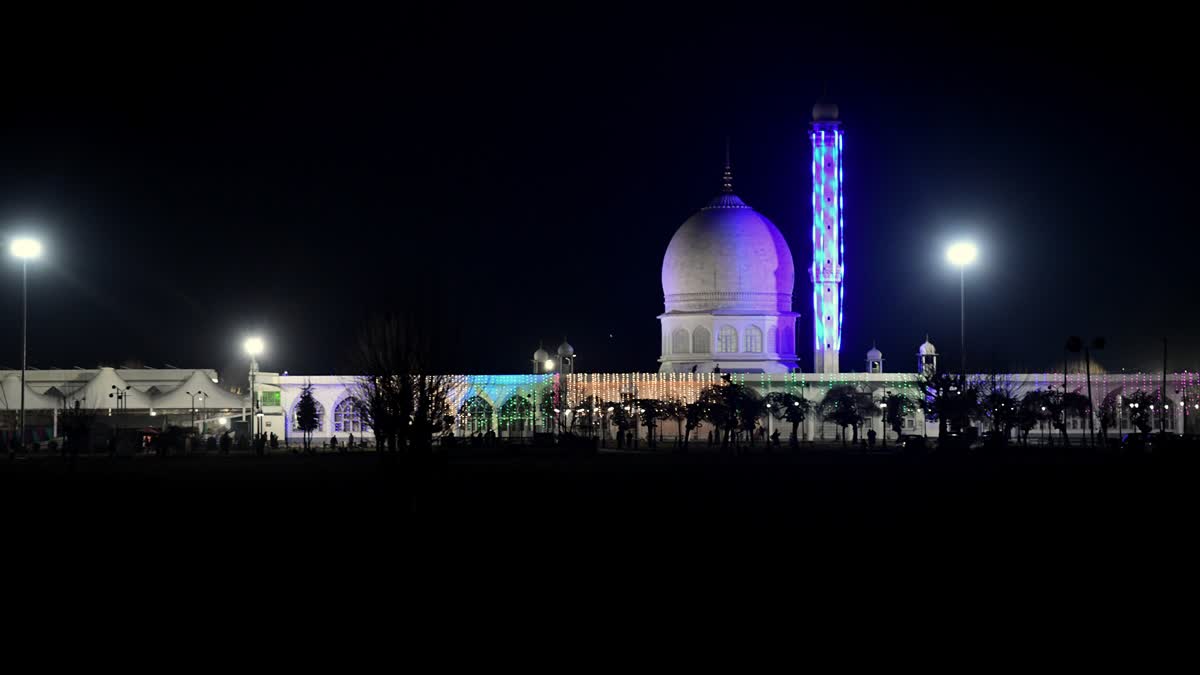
67 367 154 410
152 370 246 410
0 374 58 410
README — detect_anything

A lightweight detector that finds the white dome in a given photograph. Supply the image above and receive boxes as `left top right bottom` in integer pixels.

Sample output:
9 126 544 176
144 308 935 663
661 193 794 313
867 347 883 360
556 341 574 358
533 347 550 362
918 339 937 355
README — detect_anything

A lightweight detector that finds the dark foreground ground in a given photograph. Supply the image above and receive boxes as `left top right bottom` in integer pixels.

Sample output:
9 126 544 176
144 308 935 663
4 447 1196 551
5 447 1198 637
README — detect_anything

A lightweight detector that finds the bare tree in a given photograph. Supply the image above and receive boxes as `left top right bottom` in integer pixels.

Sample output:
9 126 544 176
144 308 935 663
350 314 451 453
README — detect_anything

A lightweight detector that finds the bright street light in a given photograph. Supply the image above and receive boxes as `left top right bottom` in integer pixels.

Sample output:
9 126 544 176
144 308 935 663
946 240 979 376
244 337 265 356
10 238 42 259
544 358 555 371
946 241 978 267
9 236 43 450
244 336 265 438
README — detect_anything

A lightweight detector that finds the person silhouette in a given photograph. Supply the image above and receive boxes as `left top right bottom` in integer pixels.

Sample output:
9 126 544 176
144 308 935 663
691 364 698 374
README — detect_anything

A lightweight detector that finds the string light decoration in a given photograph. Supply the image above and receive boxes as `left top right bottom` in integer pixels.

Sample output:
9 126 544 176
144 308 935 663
432 369 1196 441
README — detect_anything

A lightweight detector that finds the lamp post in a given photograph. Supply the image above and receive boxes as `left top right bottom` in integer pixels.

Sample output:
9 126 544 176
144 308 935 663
765 402 773 442
946 241 978 377
244 337 264 439
879 400 888 448
109 384 131 411
109 384 131 452
10 238 42 449
186 390 205 432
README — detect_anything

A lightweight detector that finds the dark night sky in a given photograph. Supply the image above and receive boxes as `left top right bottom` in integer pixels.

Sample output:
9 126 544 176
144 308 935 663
1 6 1197 383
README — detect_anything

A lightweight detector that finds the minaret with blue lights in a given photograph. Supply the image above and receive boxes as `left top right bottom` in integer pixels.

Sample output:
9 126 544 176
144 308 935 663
810 101 843 374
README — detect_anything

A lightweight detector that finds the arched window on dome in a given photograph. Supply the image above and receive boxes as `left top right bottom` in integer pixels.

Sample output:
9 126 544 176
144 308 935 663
333 397 369 433
767 326 778 354
293 399 326 432
717 325 738 353
744 325 763 353
692 327 711 354
671 329 690 354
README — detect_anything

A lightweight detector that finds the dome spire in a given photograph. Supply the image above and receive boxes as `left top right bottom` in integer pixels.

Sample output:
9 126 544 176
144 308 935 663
722 137 733 194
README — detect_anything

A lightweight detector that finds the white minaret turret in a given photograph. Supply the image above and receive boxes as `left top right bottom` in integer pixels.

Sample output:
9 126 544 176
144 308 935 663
918 336 938 376
867 344 883 374
810 101 843 373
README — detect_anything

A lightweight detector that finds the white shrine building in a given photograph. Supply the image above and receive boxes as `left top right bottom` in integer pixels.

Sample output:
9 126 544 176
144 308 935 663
2 101 1196 446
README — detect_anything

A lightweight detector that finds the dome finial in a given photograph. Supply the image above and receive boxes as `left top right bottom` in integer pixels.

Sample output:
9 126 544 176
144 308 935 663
722 137 733 194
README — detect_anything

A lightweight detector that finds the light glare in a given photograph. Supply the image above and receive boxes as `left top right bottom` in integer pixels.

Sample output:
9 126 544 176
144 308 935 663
946 241 978 267
10 238 42 259
244 337 265 356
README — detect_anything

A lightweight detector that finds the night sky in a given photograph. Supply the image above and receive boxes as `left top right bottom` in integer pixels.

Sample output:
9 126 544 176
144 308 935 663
2 7 1196 384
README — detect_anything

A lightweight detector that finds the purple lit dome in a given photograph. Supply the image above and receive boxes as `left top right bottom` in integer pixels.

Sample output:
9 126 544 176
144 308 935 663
661 192 795 314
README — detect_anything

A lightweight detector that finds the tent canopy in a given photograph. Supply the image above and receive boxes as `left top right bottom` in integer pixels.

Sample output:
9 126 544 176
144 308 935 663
152 370 246 410
0 374 58 410
68 367 153 409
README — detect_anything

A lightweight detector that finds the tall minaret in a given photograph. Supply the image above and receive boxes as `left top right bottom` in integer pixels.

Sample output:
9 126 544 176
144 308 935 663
810 101 843 374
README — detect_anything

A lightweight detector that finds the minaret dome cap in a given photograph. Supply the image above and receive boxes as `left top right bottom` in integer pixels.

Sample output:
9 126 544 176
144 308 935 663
812 102 839 121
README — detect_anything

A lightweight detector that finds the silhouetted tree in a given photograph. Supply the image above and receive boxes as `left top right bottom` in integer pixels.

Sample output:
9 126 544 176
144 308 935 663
980 382 1020 440
683 401 705 450
350 314 451 453
882 391 914 443
1098 388 1121 442
1122 390 1171 434
296 382 319 452
764 392 812 444
634 398 664 448
698 381 757 449
658 397 687 447
605 400 635 447
1042 386 1090 446
918 372 982 437
1018 390 1051 445
571 395 604 437
736 392 765 448
820 386 864 447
